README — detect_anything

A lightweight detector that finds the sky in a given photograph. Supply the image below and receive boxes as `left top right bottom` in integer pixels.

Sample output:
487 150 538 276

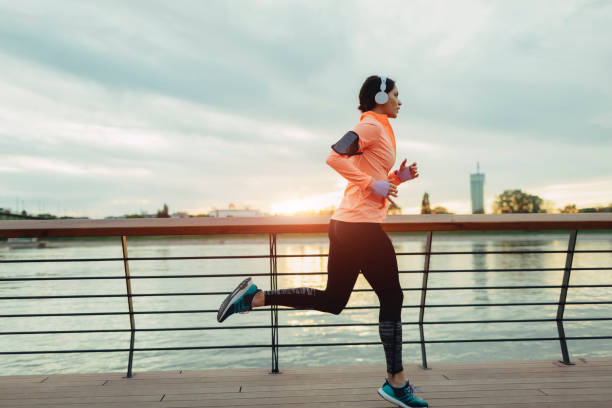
1 0 611 218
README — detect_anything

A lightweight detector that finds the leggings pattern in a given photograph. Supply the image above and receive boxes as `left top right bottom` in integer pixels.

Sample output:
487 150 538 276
264 219 404 373
379 321 403 374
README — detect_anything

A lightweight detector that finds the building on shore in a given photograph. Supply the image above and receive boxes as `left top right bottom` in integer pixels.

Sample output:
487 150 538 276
470 162 486 214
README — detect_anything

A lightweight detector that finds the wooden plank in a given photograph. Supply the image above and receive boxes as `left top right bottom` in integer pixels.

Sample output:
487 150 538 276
0 395 162 407
436 403 612 408
541 387 612 396
1 359 611 407
0 375 48 384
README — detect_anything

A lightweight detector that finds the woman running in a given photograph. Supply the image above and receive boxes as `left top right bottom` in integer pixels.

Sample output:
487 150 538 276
217 75 428 408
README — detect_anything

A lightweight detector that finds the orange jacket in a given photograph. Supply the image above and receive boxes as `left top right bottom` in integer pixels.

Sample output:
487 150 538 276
326 111 402 223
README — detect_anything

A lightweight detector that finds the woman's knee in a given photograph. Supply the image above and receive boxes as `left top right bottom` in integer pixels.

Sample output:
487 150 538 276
384 286 403 305
328 303 346 315
321 291 350 315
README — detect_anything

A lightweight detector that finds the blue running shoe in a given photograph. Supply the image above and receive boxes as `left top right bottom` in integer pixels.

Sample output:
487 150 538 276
377 378 428 408
217 277 261 323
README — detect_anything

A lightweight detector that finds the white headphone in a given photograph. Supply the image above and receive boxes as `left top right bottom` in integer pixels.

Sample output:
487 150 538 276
374 75 389 105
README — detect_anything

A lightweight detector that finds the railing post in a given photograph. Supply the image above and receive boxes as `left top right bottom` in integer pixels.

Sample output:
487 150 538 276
557 229 577 365
121 236 136 378
269 233 280 374
419 231 433 369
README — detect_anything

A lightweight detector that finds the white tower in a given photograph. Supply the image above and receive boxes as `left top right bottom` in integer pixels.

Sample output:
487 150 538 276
470 162 485 214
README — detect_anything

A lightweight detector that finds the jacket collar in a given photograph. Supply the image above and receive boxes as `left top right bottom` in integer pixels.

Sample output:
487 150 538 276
360 111 396 154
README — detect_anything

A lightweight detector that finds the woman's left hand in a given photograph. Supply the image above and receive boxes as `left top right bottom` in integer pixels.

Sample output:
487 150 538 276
396 159 419 182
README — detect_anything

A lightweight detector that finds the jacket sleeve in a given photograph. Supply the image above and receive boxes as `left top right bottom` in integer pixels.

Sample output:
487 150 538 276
387 170 402 186
325 150 374 192
325 121 380 192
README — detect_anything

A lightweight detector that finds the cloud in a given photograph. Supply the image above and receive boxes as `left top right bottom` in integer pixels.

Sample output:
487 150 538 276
1 0 611 217
536 178 612 208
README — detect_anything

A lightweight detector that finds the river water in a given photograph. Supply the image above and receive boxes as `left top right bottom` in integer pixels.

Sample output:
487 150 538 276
1 231 611 375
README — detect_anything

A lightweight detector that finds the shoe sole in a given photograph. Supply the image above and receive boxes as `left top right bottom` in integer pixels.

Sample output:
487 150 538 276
217 277 253 323
377 387 412 408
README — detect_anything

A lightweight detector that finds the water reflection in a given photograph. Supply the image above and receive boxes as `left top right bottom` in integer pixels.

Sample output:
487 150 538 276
493 239 546 271
472 242 489 303
278 244 327 291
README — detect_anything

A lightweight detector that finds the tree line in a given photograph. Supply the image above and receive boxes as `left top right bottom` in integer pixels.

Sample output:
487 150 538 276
419 190 612 214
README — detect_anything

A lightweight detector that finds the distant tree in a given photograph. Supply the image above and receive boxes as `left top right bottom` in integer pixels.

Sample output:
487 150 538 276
492 189 544 213
156 204 170 218
431 206 453 214
421 192 431 214
388 201 402 215
561 204 578 213
579 204 612 213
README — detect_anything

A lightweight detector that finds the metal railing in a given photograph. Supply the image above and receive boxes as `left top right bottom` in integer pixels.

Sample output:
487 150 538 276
1 214 611 377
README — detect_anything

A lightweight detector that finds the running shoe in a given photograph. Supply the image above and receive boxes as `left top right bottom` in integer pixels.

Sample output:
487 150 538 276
377 378 428 408
217 277 261 323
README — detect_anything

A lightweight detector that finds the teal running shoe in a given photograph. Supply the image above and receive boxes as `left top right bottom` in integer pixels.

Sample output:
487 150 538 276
377 378 428 408
217 277 261 323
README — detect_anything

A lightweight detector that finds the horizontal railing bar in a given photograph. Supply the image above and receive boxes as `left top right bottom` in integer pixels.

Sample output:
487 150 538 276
4 317 612 335
3 249 610 264
273 336 612 347
4 301 612 318
0 272 325 280
420 301 612 307
0 274 289 281
3 335 612 355
1 294 130 300
1 329 132 335
421 336 612 344
427 267 611 273
428 268 562 273
0 255 276 263
404 250 611 255
424 284 612 290
5 267 612 282
1 312 136 318
7 284 612 301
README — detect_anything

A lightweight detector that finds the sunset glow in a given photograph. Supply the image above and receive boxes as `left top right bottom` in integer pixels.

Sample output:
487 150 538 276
270 192 342 215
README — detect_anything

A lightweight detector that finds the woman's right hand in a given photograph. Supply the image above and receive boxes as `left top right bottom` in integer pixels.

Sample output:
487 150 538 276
370 180 398 199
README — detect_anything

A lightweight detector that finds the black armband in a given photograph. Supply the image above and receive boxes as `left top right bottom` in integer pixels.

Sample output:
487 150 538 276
331 131 363 156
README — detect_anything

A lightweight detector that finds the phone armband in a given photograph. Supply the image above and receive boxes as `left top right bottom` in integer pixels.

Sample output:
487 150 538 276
331 131 363 156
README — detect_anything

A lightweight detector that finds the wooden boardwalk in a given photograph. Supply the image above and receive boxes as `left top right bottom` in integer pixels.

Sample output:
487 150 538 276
1 358 611 407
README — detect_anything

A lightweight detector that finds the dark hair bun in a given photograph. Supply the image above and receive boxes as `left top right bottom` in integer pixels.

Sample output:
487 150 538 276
358 75 395 112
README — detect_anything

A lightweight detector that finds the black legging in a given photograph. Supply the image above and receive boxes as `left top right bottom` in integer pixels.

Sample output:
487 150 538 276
264 219 404 373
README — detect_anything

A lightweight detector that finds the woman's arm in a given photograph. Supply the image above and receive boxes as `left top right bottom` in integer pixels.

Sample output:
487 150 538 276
325 150 374 193
325 121 382 192
326 149 399 202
